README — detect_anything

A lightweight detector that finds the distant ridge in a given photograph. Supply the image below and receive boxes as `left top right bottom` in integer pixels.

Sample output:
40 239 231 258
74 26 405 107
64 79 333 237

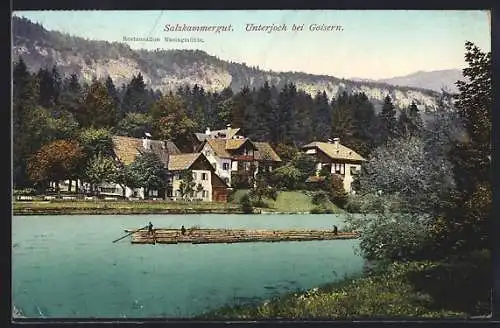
12 16 455 111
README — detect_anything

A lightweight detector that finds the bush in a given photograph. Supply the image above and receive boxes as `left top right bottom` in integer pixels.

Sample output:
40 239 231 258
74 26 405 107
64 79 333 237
311 191 329 205
240 194 253 214
344 193 404 214
345 213 435 262
252 199 269 208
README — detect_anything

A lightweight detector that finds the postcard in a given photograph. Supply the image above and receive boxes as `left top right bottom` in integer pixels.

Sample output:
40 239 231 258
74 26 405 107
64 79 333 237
11 9 492 321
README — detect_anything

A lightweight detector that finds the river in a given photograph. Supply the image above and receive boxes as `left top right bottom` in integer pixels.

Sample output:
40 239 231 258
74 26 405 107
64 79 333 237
12 214 364 318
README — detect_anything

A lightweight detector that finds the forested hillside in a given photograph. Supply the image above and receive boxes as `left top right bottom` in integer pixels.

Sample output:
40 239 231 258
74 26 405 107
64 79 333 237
12 16 451 112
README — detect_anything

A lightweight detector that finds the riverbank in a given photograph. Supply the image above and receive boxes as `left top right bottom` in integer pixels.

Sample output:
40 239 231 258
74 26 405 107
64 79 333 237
199 250 491 320
12 200 243 215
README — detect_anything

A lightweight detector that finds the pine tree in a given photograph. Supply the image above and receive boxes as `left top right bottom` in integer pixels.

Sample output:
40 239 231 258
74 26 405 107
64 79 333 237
13 58 39 187
36 66 61 108
377 95 398 145
231 86 253 135
121 73 150 114
105 76 121 119
312 91 332 140
331 93 355 145
79 79 117 128
397 101 423 138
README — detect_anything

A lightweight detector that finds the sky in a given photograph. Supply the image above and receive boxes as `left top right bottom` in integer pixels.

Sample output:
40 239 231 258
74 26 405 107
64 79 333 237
13 10 491 80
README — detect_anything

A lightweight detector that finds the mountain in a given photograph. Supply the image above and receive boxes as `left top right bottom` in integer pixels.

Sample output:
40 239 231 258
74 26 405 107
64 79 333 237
12 16 452 111
376 69 464 93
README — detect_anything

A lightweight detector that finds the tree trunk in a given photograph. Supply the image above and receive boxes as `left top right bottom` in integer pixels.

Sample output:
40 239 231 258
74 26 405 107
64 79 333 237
68 180 72 192
144 188 149 200
75 179 79 194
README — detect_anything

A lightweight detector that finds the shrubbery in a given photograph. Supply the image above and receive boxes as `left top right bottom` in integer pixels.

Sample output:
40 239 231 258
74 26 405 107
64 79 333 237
239 194 253 214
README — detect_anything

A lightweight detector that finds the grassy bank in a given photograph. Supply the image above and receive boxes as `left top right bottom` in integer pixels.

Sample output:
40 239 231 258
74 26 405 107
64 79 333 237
12 200 242 215
199 250 491 320
231 190 344 214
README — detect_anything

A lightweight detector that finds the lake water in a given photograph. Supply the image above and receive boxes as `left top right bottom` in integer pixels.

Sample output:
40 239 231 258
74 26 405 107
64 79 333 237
12 214 364 318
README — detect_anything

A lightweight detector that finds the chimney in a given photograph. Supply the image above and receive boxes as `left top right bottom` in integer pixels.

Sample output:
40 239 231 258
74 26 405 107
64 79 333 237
333 137 340 148
143 132 152 150
205 127 211 135
226 124 231 139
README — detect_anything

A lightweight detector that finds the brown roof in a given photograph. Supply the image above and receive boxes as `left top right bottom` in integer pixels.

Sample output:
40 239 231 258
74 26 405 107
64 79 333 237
302 141 366 162
253 142 282 162
206 139 232 158
225 138 249 150
112 136 181 167
168 153 202 171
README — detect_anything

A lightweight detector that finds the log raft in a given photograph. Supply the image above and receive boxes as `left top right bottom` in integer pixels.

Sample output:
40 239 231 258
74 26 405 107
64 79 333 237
124 228 359 245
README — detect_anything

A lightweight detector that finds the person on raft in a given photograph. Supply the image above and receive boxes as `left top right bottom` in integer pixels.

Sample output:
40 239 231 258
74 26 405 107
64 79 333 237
148 222 154 235
180 225 186 236
333 225 338 235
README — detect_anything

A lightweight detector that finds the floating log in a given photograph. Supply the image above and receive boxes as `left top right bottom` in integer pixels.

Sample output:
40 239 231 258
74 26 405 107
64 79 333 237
127 228 359 245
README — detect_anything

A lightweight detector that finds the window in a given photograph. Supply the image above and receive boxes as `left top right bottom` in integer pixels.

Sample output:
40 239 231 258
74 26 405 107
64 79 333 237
175 173 181 180
201 173 208 180
203 190 209 198
223 162 230 171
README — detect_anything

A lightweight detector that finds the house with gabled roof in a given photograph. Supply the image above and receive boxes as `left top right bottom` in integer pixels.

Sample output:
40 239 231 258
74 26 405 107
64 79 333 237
301 138 366 193
108 134 181 199
168 153 229 202
195 128 282 187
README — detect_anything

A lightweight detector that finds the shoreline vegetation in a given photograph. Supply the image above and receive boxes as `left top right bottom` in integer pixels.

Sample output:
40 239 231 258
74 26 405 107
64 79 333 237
198 250 491 320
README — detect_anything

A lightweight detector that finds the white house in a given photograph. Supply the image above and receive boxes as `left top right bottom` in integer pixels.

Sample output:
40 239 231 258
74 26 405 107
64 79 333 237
168 153 229 202
301 138 366 193
195 127 282 187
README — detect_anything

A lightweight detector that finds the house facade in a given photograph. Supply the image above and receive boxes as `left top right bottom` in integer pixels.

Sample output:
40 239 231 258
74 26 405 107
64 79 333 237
196 128 282 187
301 138 366 193
168 153 229 202
110 134 181 199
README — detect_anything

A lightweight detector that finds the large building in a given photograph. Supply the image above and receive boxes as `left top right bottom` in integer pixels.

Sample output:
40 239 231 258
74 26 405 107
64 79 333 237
195 126 282 187
301 138 366 193
110 134 229 201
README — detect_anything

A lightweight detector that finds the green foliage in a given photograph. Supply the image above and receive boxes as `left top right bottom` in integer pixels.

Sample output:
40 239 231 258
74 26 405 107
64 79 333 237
178 170 197 200
121 73 151 114
357 136 455 214
127 151 167 199
78 127 114 158
239 194 253 214
320 174 348 209
78 79 117 128
377 95 398 145
346 213 435 262
249 175 278 204
116 112 153 138
311 191 329 206
150 94 197 151
270 165 302 190
83 154 117 190
274 143 298 163
344 193 404 214
434 42 491 255
200 259 481 320
397 101 423 138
